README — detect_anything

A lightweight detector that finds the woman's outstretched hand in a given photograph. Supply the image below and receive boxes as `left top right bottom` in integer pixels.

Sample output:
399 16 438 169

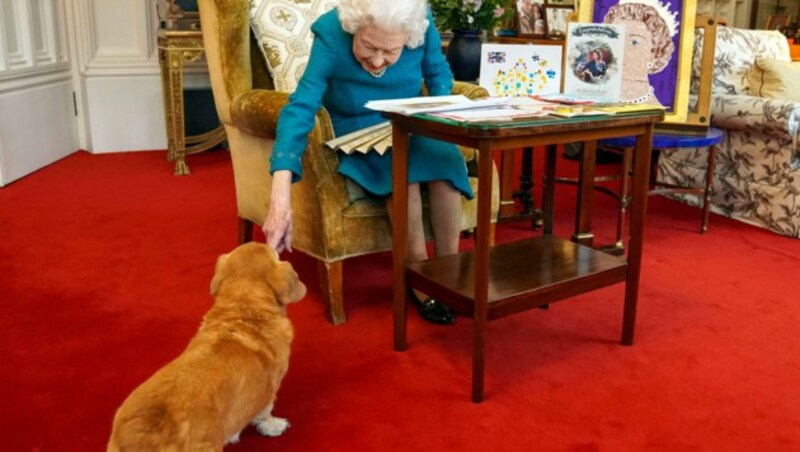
263 170 294 253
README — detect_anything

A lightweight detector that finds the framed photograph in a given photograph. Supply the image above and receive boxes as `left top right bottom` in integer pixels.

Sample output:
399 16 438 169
765 14 790 31
516 0 548 37
157 0 199 29
545 6 573 39
578 0 697 124
563 23 626 101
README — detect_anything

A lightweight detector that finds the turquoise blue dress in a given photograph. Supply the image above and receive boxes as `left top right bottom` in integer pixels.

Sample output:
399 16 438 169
271 8 474 202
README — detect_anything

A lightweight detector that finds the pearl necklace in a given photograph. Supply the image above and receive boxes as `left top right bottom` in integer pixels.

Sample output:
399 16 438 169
368 67 387 78
622 86 655 105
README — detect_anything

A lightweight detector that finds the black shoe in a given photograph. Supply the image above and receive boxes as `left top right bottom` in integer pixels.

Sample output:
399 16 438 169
407 288 455 325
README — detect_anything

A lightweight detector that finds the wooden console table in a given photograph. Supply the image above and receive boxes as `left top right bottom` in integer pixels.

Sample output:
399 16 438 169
386 110 663 403
157 25 226 175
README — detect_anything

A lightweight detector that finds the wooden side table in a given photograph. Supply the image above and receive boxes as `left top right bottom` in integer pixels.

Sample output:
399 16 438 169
548 128 724 254
157 25 226 175
600 127 724 236
386 110 663 403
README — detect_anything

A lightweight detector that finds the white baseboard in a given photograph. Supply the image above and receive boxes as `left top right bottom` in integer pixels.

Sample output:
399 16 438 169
0 78 79 186
84 75 167 153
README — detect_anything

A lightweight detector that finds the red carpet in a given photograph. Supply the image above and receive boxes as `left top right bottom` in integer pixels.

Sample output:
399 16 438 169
1 150 799 451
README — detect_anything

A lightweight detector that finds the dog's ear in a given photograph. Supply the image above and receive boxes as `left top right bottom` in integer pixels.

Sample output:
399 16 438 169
210 253 230 296
266 261 306 305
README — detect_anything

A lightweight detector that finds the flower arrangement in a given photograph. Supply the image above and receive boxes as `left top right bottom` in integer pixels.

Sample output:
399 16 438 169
430 0 512 32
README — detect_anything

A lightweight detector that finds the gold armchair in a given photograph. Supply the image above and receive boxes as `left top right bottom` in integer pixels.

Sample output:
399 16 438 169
198 0 499 324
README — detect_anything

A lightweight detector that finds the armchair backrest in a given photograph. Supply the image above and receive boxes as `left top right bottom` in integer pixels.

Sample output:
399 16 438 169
249 32 275 91
198 0 254 125
702 26 791 96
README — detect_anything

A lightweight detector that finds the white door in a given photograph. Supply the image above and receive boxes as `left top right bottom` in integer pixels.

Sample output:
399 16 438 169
0 0 78 187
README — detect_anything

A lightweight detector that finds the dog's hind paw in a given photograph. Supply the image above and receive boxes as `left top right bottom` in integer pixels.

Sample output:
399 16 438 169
255 417 290 437
225 431 241 444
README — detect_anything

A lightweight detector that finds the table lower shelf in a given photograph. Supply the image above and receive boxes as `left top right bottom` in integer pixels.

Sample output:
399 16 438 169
407 236 628 321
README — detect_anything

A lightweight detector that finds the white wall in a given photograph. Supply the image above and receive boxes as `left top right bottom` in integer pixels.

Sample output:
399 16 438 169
0 0 77 186
733 0 752 28
0 0 216 185
0 77 77 185
69 0 212 154
70 0 167 153
697 0 756 28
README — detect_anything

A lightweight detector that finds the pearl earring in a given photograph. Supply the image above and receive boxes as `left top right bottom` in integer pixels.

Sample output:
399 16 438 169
646 62 653 69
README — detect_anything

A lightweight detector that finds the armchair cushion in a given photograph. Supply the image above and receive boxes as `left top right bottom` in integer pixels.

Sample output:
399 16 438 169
249 0 337 93
747 58 800 103
697 27 790 95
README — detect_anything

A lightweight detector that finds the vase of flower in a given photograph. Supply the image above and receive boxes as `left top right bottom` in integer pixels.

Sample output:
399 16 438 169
432 0 512 81
446 29 483 81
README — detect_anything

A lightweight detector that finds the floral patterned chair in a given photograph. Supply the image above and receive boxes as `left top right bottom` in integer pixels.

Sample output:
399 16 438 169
657 26 800 238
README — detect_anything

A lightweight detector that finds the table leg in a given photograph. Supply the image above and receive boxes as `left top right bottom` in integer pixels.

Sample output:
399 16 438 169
701 145 716 233
515 147 545 229
166 49 190 176
158 47 175 163
392 123 410 352
615 147 633 251
573 140 597 246
472 139 493 403
499 147 542 228
622 125 654 346
542 144 557 236
513 147 534 214
499 150 516 218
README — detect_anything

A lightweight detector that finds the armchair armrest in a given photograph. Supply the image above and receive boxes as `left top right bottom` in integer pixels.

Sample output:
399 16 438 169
452 81 489 100
710 94 800 145
230 88 348 225
230 89 339 184
230 90 288 138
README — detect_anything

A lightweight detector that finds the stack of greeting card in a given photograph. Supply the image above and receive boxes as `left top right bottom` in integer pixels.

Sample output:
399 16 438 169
563 23 626 103
479 44 563 97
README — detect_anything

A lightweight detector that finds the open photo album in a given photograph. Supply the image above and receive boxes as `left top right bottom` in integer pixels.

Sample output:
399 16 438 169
364 95 510 115
324 121 392 155
326 76 664 155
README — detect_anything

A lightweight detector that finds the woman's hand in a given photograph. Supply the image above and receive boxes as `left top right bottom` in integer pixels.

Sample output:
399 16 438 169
263 170 294 253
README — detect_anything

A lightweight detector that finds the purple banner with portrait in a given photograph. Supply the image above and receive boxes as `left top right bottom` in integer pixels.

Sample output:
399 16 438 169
593 0 682 111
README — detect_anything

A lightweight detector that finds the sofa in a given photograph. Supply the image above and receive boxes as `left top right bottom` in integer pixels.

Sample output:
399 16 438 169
657 26 800 238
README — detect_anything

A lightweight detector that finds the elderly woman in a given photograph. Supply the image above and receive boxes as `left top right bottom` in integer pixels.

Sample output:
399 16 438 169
604 1 676 105
264 0 469 325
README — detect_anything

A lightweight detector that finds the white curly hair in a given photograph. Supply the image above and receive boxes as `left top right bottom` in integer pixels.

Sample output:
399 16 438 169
338 0 429 49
